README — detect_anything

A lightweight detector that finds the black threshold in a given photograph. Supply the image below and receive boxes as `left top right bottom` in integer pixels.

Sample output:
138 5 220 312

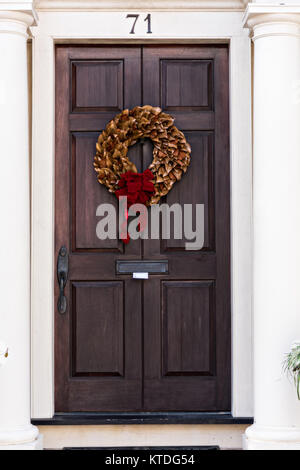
32 412 253 426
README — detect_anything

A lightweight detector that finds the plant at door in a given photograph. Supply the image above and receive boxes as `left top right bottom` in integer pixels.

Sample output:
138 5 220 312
283 343 300 399
0 341 9 367
93 105 191 206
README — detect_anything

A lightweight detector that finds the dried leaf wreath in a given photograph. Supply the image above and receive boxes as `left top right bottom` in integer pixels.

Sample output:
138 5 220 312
93 105 191 206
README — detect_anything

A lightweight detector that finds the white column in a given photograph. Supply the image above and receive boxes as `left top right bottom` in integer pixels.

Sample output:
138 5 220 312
0 5 41 450
244 4 300 450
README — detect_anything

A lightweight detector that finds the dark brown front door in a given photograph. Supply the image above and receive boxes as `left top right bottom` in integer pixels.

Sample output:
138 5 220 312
55 45 230 412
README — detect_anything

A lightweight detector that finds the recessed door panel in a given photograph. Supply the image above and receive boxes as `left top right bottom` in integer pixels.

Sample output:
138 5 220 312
72 281 124 376
162 281 215 377
72 60 124 112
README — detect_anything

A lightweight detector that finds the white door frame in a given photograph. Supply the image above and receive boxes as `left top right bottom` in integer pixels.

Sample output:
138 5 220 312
30 8 253 418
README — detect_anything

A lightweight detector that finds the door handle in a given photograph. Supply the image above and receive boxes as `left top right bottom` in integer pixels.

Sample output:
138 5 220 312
57 246 68 314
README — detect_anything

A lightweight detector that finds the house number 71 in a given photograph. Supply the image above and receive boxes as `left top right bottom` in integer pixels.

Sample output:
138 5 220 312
126 14 152 34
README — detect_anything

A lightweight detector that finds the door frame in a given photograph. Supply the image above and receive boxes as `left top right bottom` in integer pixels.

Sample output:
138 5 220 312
30 8 253 419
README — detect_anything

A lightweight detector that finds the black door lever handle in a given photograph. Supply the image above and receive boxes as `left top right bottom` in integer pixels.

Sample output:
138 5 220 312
57 246 68 314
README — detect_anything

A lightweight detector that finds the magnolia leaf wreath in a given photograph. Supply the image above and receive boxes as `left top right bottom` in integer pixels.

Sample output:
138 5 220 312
94 105 191 242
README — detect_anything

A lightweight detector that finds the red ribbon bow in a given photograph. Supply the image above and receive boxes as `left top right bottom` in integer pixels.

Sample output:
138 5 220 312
115 169 155 243
115 169 155 206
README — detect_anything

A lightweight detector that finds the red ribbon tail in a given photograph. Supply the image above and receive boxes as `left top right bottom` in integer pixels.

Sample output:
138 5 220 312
120 208 130 244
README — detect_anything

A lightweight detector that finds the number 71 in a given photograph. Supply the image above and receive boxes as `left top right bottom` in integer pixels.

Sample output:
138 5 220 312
126 14 152 34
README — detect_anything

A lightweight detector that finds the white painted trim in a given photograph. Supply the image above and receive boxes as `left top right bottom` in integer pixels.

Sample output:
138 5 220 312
30 10 253 419
0 1 38 24
243 3 300 39
0 2 41 449
244 3 300 19
243 4 300 450
35 0 248 13
229 34 253 418
0 434 43 450
39 424 248 450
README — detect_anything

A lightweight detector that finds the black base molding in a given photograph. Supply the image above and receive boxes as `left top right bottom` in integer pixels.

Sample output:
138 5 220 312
32 412 253 426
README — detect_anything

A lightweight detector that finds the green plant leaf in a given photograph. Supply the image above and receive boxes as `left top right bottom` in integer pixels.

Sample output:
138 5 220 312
283 343 300 401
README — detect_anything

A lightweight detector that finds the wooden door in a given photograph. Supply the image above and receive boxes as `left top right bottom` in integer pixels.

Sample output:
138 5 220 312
55 45 230 412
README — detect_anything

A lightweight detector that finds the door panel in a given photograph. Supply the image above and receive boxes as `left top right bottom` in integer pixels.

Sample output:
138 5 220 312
72 281 124 376
72 132 121 251
72 60 124 112
142 46 230 411
55 45 230 412
161 59 213 111
161 281 215 376
55 46 143 411
161 131 215 252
